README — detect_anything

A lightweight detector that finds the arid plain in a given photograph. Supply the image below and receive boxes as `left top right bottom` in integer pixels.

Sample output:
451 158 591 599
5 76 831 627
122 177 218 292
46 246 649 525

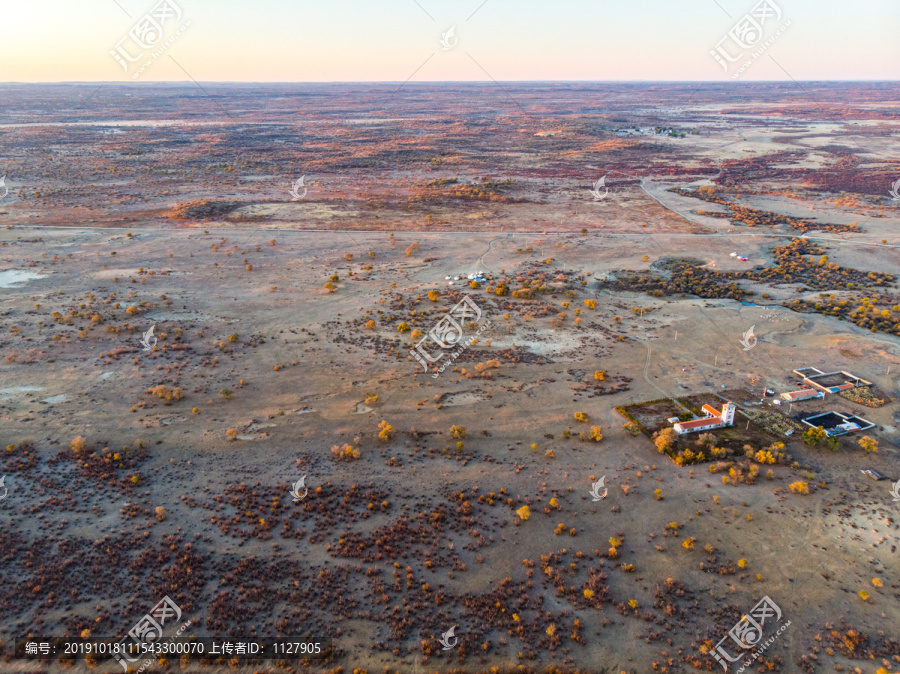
1 83 899 673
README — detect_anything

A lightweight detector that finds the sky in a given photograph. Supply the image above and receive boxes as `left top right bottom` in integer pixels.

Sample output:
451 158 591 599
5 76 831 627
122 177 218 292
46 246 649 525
1 0 898 82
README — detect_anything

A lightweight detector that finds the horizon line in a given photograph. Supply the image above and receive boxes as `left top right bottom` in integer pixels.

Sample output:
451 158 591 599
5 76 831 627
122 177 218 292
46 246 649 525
1 79 899 86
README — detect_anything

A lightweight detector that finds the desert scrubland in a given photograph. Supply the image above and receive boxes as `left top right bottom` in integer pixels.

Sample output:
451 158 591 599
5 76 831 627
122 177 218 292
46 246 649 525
1 83 899 673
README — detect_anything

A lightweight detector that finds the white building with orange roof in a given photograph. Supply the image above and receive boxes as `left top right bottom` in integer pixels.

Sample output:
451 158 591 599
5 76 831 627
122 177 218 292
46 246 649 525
673 401 736 435
781 389 824 402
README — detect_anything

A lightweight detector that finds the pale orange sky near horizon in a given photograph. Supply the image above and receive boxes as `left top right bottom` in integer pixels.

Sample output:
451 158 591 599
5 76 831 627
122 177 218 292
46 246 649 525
1 0 898 83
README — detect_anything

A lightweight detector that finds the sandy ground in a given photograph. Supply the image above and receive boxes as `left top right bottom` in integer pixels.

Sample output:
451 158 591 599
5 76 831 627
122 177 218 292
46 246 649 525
1 224 898 674
2 83 900 672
